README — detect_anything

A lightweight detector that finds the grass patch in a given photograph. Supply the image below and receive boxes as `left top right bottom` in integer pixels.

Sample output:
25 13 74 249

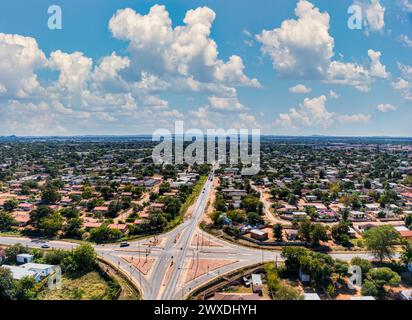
38 271 118 300
179 175 208 217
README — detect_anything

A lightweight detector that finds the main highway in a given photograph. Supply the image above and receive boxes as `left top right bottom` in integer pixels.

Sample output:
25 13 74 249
0 167 379 300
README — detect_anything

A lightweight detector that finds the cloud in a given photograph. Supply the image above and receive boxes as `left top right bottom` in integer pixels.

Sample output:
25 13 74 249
256 0 334 79
394 63 412 101
329 90 339 99
377 103 398 112
275 95 371 129
48 50 93 92
208 96 245 111
399 34 412 47
368 49 389 78
289 84 312 94
256 1 388 92
363 0 386 33
338 114 372 123
0 33 46 98
392 78 410 90
399 0 412 12
109 5 260 88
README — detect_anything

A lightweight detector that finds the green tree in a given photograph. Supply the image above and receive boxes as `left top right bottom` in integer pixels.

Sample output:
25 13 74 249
15 276 38 300
273 223 283 242
364 267 401 299
363 225 400 262
247 212 263 225
0 211 16 230
89 225 122 244
0 267 16 300
241 195 261 213
39 211 64 236
281 247 308 273
30 206 54 227
310 223 329 246
334 260 349 280
400 242 412 267
405 214 412 229
72 244 97 274
3 199 18 212
350 257 372 275
331 221 351 245
5 243 28 264
41 188 61 205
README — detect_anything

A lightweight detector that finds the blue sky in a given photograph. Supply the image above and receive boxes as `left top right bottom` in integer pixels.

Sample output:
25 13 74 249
0 0 411 136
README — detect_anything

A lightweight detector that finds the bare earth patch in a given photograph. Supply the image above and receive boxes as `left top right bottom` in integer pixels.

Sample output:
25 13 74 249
191 233 223 247
184 258 237 283
122 256 154 276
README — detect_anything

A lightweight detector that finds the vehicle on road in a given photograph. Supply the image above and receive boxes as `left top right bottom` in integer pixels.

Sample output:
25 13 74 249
120 242 130 248
41 243 51 249
242 276 251 287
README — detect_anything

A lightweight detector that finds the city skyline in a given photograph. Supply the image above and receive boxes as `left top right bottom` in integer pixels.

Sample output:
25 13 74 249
0 0 411 137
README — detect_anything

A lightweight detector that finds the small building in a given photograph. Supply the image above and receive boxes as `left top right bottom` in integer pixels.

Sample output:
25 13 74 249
16 253 34 264
349 211 367 221
286 229 299 241
251 274 263 295
350 296 376 300
21 263 55 277
3 265 41 282
250 229 268 241
292 212 308 221
304 293 321 300
108 224 128 233
93 206 109 215
365 204 380 212
399 289 412 300
18 203 34 212
299 269 310 282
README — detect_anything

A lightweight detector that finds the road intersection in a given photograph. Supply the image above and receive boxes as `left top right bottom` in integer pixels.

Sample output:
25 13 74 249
0 168 378 300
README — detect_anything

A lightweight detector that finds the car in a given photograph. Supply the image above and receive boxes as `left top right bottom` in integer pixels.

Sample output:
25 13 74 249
120 242 130 248
242 276 251 287
41 244 51 249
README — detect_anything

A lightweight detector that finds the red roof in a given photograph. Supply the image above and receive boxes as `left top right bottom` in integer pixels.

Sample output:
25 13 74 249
400 230 412 238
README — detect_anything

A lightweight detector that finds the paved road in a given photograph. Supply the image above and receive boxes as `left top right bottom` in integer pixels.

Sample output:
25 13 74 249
0 166 387 300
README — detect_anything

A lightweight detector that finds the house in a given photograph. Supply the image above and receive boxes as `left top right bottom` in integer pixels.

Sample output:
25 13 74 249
292 212 308 221
286 229 299 241
16 253 34 264
304 293 321 300
250 229 268 241
365 203 380 212
83 222 103 230
399 230 412 242
18 203 34 212
3 265 41 282
12 212 30 226
108 224 128 233
350 296 376 300
93 206 109 215
21 263 55 277
349 211 367 221
399 289 412 300
251 274 263 295
299 269 310 282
